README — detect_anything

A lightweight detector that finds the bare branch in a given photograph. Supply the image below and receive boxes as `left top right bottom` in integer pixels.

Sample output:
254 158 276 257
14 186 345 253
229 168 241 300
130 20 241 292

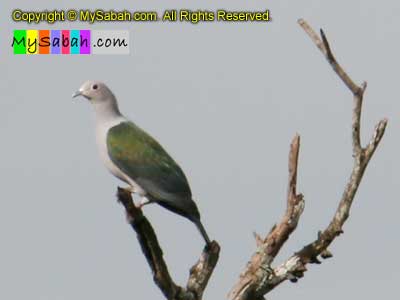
117 188 178 299
228 19 387 300
228 135 305 300
187 242 220 299
364 119 388 159
297 19 359 94
117 188 220 300
261 18 388 294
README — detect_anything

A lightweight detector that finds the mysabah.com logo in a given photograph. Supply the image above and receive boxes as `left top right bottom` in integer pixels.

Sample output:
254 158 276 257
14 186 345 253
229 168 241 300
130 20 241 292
11 29 130 55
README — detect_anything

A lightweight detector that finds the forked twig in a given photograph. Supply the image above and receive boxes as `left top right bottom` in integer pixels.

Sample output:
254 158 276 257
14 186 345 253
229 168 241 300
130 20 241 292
117 188 220 300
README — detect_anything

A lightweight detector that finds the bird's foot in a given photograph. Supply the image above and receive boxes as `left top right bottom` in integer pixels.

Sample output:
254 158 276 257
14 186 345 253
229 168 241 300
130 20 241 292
135 196 151 209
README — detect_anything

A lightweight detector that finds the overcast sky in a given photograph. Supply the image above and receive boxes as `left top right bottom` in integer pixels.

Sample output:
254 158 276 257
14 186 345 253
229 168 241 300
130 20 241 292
1 1 398 299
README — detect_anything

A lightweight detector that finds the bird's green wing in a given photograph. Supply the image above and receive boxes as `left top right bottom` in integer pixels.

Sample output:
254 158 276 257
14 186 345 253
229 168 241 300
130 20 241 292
107 121 192 201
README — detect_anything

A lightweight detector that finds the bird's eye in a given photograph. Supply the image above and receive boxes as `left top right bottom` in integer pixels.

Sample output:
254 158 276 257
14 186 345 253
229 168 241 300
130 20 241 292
92 84 98 90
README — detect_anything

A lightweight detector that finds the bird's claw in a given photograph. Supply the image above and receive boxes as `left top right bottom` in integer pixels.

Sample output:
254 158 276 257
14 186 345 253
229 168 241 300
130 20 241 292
135 203 144 210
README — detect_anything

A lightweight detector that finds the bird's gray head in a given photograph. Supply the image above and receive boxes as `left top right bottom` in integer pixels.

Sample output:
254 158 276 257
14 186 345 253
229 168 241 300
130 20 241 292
73 81 121 119
72 81 115 103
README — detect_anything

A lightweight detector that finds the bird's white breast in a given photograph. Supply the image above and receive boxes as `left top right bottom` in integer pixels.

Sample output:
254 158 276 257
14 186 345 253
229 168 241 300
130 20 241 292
95 117 127 181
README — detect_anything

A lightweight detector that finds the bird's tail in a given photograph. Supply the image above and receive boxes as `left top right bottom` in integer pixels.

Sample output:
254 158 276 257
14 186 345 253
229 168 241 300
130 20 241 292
194 219 211 246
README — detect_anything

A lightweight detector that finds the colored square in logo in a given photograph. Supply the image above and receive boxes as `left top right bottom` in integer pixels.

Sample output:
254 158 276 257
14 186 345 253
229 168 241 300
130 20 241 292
80 30 91 54
13 30 26 54
61 30 70 54
71 30 80 54
39 30 50 54
51 30 60 54
26 30 38 54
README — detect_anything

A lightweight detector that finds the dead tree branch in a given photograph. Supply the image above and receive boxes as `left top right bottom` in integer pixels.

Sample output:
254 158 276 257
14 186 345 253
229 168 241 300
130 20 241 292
228 19 387 300
117 188 220 300
113 19 386 300
228 135 305 300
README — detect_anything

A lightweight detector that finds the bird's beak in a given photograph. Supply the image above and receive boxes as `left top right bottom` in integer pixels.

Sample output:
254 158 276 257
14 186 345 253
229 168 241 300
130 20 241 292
72 90 82 99
72 90 90 100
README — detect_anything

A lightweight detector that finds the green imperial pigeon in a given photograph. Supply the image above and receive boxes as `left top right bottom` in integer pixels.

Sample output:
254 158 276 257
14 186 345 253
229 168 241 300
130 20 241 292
73 80 211 245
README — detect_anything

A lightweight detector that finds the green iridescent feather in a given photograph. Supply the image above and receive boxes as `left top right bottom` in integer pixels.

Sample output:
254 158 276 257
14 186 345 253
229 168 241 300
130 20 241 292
106 121 193 204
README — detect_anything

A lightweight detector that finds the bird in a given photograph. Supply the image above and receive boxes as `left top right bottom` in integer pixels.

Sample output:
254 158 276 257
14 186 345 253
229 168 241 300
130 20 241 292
73 80 211 245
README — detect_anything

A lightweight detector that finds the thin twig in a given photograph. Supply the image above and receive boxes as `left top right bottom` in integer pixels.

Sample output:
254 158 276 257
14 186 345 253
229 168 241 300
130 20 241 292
298 19 359 94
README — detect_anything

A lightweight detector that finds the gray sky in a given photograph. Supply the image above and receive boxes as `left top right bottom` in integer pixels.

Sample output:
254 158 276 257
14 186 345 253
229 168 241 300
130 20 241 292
1 1 398 299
